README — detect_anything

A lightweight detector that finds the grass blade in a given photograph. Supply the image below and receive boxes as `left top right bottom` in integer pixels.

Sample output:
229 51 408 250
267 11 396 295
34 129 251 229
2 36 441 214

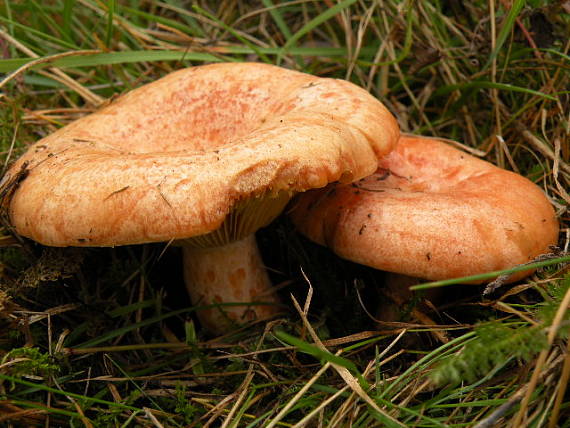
0 46 379 73
261 0 293 40
0 374 141 411
105 0 116 48
483 0 526 69
192 4 272 64
275 330 359 373
118 5 202 37
73 306 193 348
411 255 570 291
62 0 76 41
0 15 79 50
276 0 358 64
365 0 414 67
433 81 558 101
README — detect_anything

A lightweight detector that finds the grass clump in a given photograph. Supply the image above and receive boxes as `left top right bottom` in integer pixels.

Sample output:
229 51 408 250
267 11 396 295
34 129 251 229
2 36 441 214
0 0 569 426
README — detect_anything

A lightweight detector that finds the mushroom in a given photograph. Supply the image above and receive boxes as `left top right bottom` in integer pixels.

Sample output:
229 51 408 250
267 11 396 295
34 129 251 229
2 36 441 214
290 135 559 285
1 62 399 333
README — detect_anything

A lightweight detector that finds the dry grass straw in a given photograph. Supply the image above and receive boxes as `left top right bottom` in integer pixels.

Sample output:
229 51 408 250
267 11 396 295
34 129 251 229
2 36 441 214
513 283 570 426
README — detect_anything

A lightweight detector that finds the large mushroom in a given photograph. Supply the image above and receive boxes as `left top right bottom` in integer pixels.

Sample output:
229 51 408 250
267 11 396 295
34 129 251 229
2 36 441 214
1 62 399 333
290 135 559 284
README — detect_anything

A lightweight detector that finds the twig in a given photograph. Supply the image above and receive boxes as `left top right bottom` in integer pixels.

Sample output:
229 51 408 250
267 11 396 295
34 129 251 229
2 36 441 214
220 369 255 428
266 359 333 428
144 407 164 428
292 384 349 428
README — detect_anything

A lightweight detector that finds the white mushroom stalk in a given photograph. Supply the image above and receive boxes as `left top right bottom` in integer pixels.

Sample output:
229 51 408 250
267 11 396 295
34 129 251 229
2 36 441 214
181 191 291 333
183 236 277 333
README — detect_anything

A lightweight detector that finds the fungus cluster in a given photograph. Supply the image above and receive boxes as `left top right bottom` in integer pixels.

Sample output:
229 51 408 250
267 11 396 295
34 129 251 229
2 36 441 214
1 63 558 334
1 62 399 333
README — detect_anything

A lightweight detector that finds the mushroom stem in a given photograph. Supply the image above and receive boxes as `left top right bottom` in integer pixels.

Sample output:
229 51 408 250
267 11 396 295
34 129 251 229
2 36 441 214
182 234 280 334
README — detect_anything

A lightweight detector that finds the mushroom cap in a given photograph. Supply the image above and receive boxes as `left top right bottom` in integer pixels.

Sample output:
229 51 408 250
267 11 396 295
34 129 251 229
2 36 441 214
3 63 399 247
290 135 559 282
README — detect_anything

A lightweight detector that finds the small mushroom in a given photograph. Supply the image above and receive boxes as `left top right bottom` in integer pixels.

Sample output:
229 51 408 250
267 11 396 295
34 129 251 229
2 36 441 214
290 135 559 283
1 63 399 334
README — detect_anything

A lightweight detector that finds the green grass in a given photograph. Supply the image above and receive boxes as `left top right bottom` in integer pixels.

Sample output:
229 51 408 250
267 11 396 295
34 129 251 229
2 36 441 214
1 0 569 426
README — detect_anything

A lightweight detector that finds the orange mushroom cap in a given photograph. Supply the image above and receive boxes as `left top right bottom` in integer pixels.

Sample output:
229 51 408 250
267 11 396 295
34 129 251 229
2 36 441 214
3 62 399 247
290 135 559 283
